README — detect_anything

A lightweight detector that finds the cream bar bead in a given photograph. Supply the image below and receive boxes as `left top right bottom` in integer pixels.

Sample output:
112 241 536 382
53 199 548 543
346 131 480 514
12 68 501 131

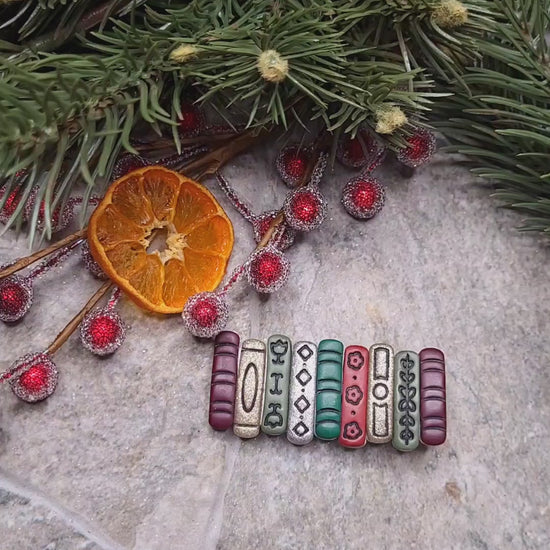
367 343 394 443
233 339 266 439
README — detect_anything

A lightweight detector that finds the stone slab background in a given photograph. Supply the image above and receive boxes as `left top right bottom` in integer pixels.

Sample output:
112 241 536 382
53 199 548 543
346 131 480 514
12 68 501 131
0 146 549 550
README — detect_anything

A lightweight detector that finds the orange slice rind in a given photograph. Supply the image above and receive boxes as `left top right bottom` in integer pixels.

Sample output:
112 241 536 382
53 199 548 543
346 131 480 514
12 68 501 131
88 166 234 314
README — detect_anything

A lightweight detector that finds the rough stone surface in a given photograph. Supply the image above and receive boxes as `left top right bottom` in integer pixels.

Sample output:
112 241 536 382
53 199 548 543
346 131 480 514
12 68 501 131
0 146 549 550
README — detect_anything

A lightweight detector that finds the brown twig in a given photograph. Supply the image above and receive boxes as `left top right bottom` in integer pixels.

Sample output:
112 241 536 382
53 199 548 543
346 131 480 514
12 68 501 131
133 133 239 153
0 130 260 281
46 280 113 355
181 129 265 180
0 228 87 280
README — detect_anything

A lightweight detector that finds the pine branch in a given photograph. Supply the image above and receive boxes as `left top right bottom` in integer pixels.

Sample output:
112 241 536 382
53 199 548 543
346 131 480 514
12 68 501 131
433 0 550 233
2 0 550 241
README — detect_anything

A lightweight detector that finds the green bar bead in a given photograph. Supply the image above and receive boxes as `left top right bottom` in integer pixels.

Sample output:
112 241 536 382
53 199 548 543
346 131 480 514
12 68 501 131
315 339 344 440
261 335 292 436
392 351 420 452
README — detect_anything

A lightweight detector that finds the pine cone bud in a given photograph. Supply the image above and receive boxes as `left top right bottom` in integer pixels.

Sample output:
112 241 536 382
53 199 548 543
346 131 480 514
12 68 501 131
257 50 289 83
432 1 468 29
169 44 199 63
375 105 407 135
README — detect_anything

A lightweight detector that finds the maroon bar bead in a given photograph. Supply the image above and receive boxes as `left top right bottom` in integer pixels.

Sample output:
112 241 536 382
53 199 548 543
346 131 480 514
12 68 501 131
209 331 240 431
419 348 446 446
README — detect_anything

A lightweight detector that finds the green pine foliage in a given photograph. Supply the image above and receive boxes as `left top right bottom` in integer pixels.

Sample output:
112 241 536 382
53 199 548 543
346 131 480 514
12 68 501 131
0 0 549 241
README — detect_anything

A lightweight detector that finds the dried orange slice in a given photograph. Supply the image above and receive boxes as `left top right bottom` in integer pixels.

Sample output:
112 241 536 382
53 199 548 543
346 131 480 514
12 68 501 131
88 166 234 314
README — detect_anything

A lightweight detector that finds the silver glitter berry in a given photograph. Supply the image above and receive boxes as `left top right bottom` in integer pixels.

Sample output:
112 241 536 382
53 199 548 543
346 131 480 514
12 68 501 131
341 176 386 220
182 291 229 339
246 246 290 294
283 187 327 232
275 145 312 188
80 307 126 356
9 352 58 403
24 187 76 232
336 128 386 170
0 275 33 323
396 128 437 168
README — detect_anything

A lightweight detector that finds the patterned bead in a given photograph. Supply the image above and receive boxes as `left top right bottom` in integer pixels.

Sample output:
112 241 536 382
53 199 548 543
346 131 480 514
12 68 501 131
234 339 266 439
287 341 318 446
367 344 394 444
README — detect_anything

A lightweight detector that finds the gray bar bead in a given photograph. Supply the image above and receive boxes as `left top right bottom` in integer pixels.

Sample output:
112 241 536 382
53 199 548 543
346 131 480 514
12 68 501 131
392 351 420 452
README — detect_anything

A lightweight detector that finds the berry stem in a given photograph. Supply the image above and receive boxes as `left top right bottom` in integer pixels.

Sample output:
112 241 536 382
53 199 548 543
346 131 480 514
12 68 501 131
107 287 121 310
219 263 249 295
215 171 255 222
27 238 83 280
257 134 329 249
0 228 88 280
46 280 113 355
133 132 239 152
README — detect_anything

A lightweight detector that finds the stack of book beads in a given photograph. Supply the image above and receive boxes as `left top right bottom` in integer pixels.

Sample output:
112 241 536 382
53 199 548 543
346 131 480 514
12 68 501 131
208 332 446 450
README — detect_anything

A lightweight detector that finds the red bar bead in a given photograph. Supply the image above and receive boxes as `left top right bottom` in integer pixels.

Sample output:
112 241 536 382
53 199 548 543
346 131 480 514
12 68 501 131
419 347 447 446
339 345 369 448
209 331 240 431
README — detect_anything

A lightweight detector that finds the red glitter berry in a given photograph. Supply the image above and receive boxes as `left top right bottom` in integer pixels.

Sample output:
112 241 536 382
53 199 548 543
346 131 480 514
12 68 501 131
20 365 49 394
192 299 219 327
276 145 311 187
182 292 229 338
0 275 33 323
24 187 76 232
90 316 118 346
0 170 28 224
9 352 58 403
341 176 385 220
0 187 24 224
283 187 327 232
247 247 290 294
337 129 385 170
178 103 205 136
80 308 125 356
397 128 436 168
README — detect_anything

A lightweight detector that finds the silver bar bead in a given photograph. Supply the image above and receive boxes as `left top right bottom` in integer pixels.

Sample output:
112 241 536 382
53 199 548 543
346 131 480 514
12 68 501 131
287 341 318 446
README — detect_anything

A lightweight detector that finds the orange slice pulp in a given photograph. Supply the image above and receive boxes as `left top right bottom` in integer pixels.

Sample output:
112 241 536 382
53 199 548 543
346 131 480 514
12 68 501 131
88 166 234 314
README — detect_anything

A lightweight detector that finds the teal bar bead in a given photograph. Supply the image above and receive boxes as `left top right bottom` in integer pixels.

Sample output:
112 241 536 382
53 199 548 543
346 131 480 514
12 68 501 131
315 339 344 440
392 351 420 452
262 335 292 436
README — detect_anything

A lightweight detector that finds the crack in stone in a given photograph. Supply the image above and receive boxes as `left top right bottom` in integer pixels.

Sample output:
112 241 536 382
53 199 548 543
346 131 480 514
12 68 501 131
202 428 241 550
0 469 127 550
